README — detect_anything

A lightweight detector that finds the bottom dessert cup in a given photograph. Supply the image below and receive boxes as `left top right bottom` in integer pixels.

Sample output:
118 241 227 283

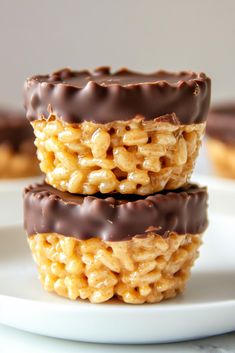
23 183 208 304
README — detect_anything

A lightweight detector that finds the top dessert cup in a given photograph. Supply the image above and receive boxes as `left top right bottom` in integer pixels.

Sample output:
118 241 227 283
24 67 211 195
0 109 40 178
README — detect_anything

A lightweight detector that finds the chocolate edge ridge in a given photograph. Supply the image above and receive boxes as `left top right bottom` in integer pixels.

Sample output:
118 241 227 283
23 183 208 241
24 67 211 125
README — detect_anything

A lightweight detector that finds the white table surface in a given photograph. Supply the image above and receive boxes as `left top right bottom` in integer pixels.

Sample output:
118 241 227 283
0 324 234 352
0 141 234 350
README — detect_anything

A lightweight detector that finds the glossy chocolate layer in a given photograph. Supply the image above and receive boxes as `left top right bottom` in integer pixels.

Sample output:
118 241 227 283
207 102 235 145
24 182 208 241
24 67 211 124
0 109 35 152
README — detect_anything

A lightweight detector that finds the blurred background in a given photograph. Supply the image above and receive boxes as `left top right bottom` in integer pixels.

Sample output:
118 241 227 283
0 0 235 108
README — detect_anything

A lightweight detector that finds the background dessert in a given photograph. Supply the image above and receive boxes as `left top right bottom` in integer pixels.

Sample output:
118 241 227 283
24 68 211 195
24 182 208 304
0 109 40 178
207 102 235 178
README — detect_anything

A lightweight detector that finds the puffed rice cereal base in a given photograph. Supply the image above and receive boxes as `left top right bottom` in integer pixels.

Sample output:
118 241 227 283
28 232 202 304
0 144 40 178
32 116 205 195
207 138 235 178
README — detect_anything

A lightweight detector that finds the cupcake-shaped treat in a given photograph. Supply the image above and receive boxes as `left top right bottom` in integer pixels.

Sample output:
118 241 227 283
0 109 40 178
24 68 211 195
23 67 210 304
207 102 235 178
24 183 208 304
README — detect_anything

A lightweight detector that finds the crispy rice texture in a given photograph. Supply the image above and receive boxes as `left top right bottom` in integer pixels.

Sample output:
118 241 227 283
28 232 202 304
32 116 205 195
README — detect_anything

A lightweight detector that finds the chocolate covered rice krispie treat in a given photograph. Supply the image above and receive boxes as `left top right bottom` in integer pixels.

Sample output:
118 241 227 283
0 109 40 178
24 68 211 195
24 182 208 304
207 102 235 178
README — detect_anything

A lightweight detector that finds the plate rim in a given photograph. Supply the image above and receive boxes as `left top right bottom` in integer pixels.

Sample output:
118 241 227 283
0 291 235 311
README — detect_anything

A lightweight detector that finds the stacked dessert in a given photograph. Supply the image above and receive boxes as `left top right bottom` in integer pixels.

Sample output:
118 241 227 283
23 67 210 304
207 102 235 178
0 109 40 178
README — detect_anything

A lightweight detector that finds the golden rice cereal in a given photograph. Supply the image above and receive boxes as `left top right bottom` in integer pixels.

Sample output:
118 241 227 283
28 232 202 304
32 116 205 194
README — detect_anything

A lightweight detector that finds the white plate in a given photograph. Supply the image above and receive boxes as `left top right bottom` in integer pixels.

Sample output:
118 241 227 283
0 176 234 344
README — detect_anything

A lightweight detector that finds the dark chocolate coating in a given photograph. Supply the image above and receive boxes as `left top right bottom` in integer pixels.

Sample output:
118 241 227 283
0 109 35 152
24 182 208 241
24 67 211 125
207 102 235 145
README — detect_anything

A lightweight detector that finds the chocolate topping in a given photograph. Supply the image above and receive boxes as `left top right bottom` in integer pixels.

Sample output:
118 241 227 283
0 109 35 152
207 102 235 145
24 182 208 241
24 67 211 125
